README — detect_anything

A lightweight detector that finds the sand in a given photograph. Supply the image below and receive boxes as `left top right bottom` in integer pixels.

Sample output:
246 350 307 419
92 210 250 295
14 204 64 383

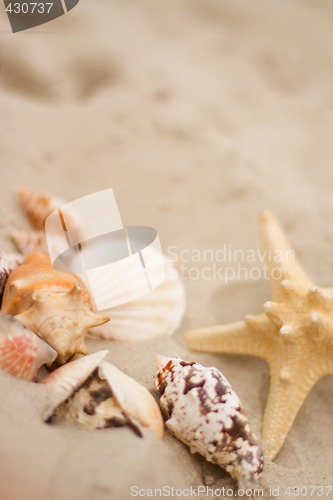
0 0 333 498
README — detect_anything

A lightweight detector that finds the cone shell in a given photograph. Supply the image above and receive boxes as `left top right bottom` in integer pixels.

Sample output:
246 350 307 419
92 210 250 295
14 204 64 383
0 313 57 381
42 351 164 438
1 252 109 365
155 356 264 489
89 258 185 341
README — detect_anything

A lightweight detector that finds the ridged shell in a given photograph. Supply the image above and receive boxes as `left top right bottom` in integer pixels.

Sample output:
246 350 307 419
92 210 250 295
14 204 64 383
89 259 185 341
1 252 109 365
0 313 57 380
155 356 264 489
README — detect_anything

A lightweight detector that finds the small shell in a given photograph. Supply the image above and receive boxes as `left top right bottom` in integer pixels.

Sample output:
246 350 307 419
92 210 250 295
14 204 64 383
42 351 164 438
89 258 185 341
1 252 109 365
0 251 23 301
0 313 57 380
155 356 264 489
18 188 64 230
11 230 47 256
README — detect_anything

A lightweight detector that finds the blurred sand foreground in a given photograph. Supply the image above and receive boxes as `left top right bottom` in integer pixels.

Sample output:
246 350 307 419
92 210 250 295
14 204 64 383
0 1 333 499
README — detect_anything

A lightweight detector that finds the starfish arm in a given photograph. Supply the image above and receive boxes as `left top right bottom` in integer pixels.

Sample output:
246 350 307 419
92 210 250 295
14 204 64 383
262 361 319 460
185 313 277 360
258 211 313 301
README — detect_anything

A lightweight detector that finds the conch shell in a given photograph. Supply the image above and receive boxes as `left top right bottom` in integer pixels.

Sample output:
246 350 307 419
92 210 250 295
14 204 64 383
155 356 264 489
42 350 164 438
0 312 57 381
1 252 109 365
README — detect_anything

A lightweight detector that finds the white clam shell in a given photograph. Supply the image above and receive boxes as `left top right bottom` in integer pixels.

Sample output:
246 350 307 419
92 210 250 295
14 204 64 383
89 259 185 341
99 360 164 438
41 350 108 422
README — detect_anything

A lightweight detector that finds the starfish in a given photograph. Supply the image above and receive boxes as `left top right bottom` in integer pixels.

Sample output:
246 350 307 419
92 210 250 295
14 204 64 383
185 211 333 460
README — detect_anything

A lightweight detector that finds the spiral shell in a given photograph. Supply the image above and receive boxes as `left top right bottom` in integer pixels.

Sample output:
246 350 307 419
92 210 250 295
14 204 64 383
155 356 264 489
18 188 64 230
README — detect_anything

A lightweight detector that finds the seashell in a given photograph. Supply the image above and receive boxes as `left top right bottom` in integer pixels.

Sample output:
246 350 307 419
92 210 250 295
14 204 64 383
18 189 82 245
18 188 64 230
0 312 57 380
41 350 108 398
98 360 164 437
0 250 23 302
42 351 164 438
155 356 264 489
1 252 109 365
89 258 185 341
11 230 47 256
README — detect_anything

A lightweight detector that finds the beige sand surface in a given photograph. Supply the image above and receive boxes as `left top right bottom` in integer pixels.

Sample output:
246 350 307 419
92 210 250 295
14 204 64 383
0 0 333 499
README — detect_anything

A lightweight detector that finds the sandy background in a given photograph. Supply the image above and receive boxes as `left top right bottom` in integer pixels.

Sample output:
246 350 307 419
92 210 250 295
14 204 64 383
0 0 333 498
